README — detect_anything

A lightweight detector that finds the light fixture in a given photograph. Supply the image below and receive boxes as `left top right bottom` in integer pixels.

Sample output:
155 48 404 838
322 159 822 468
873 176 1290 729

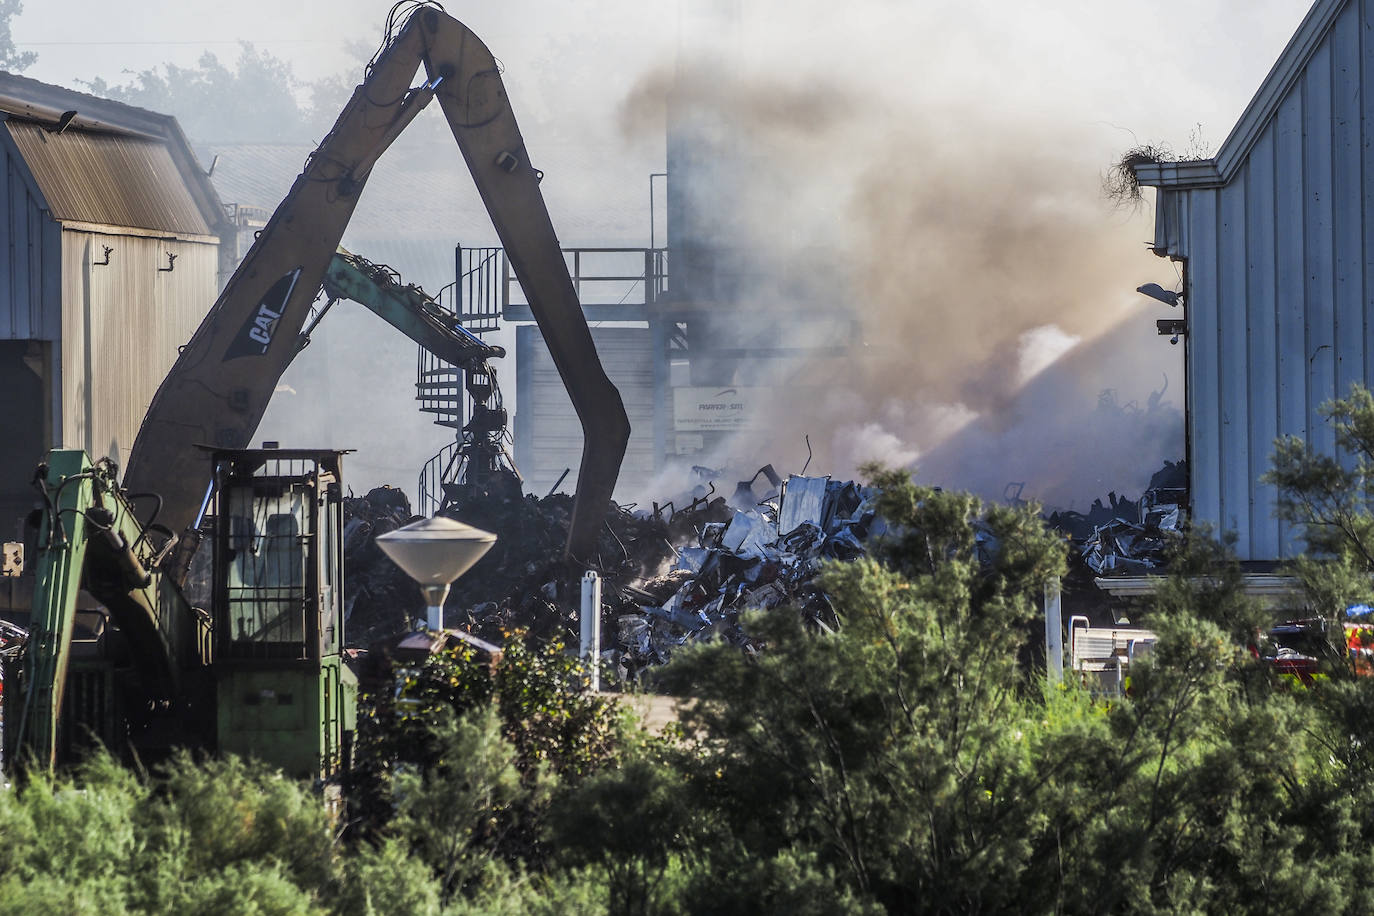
376 516 496 630
1137 282 1181 307
1156 318 1186 345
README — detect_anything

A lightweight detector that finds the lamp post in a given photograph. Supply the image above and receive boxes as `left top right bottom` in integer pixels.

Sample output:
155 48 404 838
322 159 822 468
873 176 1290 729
376 516 497 631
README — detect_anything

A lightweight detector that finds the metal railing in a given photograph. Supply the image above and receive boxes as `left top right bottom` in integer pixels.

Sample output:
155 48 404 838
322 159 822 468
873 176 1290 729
417 440 460 517
504 247 669 312
414 245 669 513
414 246 496 432
414 350 464 429
451 246 503 335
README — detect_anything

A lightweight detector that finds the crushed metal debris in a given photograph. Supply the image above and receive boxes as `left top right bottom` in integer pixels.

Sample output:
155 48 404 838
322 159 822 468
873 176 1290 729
1047 460 1187 575
343 459 1190 681
0 619 25 660
344 470 884 684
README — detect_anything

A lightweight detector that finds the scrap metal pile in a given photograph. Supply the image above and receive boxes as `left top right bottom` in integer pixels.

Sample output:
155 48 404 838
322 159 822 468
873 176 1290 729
0 618 25 661
343 486 426 646
0 618 23 773
606 473 881 681
343 457 1188 678
1047 460 1187 575
342 469 883 682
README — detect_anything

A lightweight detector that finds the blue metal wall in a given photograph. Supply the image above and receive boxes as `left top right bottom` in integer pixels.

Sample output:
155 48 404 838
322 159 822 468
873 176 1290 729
1144 0 1374 560
0 132 60 343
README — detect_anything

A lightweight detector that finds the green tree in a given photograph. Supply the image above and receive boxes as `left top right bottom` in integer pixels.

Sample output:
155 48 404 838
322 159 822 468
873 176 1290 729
0 749 440 915
0 1 35 74
545 751 700 916
566 465 1368 914
80 44 316 144
390 705 537 903
0 645 628 914
647 469 1069 912
1267 383 1374 632
346 629 630 903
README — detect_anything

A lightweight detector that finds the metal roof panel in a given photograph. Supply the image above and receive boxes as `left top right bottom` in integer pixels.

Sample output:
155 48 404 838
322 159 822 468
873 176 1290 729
6 120 212 236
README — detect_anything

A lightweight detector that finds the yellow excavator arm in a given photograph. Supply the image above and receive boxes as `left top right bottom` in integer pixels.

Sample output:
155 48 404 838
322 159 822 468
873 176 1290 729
124 4 629 563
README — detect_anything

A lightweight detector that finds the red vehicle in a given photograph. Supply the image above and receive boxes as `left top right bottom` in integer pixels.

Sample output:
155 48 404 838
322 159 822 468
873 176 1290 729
1262 616 1374 685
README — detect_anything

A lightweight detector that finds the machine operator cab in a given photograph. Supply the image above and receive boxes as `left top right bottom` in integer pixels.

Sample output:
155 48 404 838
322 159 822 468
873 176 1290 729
206 447 355 781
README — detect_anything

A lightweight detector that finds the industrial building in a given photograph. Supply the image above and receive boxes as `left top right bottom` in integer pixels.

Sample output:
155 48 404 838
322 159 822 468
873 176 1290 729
0 74 663 525
489 67 853 502
0 73 231 539
201 139 658 506
1135 0 1374 563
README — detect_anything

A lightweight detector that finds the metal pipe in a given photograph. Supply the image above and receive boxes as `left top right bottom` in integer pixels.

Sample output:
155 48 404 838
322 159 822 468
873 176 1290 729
580 570 601 691
422 583 451 631
1044 579 1063 684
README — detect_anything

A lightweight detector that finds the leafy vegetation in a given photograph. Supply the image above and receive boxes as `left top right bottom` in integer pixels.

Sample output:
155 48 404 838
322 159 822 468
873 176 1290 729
73 38 459 151
0 0 33 74
1268 384 1374 617
346 630 629 886
19 390 1374 912
76 43 349 145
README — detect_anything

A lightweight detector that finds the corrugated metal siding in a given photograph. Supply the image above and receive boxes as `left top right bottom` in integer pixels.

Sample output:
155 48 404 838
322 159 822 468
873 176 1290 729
1274 89 1306 556
514 325 655 499
0 132 60 341
8 122 211 237
59 230 217 465
1158 0 1374 560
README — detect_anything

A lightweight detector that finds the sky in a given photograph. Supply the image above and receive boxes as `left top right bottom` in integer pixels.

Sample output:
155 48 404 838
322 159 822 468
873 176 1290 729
11 0 1324 506
15 0 1314 144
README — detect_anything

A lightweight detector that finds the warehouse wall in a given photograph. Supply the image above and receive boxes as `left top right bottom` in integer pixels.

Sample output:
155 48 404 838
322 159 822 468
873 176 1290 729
59 230 219 469
514 324 655 499
1152 0 1374 560
0 340 49 539
0 140 60 539
0 137 60 344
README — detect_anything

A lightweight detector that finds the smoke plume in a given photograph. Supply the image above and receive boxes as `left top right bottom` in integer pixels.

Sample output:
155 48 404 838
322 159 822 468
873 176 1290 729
619 4 1185 509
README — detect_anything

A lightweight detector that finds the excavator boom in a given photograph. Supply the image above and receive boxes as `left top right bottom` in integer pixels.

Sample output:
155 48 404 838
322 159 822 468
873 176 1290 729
319 249 502 369
125 5 629 562
16 452 204 770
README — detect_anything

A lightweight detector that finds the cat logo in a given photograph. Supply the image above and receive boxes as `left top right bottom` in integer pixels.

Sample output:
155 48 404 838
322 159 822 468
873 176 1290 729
225 268 302 360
